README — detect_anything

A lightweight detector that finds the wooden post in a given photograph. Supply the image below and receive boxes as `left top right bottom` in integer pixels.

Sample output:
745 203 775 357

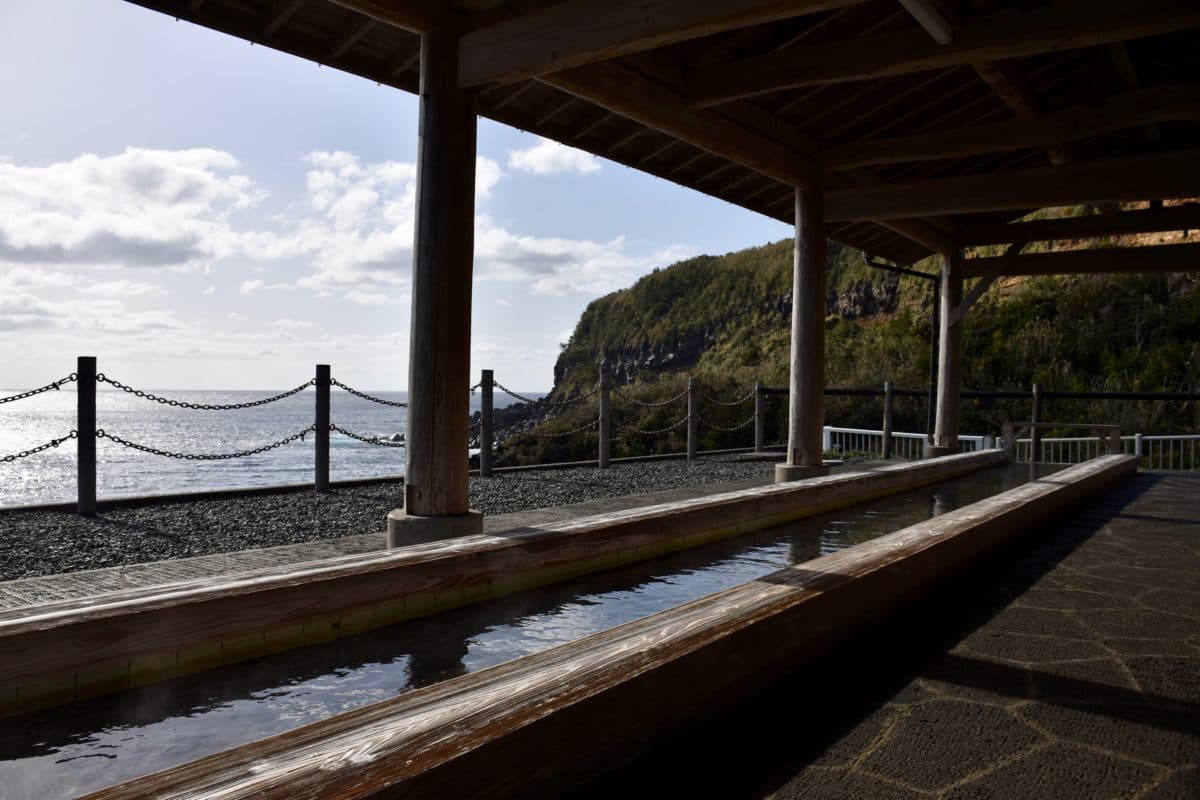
928 251 963 457
1030 382 1042 465
754 380 765 453
926 276 940 443
388 24 483 544
479 369 494 478
598 361 611 469
882 380 894 459
315 364 330 492
77 356 96 515
687 377 698 461
777 186 828 481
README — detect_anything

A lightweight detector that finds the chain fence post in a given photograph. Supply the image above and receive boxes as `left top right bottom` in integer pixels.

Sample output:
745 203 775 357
77 356 96 515
882 380 894 460
754 380 765 453
1030 382 1042 466
315 365 330 492
480 369 494 477
687 377 698 461
598 360 611 469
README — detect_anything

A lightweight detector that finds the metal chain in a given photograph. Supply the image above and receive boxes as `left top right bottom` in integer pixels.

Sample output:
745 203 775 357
698 413 756 432
96 374 314 410
0 374 77 405
701 387 756 407
512 418 600 439
331 423 407 447
615 416 690 436
2 431 77 463
612 385 688 408
331 378 409 408
493 380 597 409
96 426 315 460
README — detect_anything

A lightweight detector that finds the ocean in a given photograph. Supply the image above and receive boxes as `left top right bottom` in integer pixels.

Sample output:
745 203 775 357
0 386 536 507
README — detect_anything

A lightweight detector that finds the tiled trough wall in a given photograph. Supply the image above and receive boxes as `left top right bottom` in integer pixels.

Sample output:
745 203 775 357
0 451 1006 716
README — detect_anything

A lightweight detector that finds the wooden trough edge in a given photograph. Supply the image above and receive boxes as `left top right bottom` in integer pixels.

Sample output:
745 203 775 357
83 454 1137 800
0 451 1004 716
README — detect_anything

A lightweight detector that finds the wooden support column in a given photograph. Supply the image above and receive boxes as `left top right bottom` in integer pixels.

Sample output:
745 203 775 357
388 25 483 545
927 251 963 457
776 186 829 482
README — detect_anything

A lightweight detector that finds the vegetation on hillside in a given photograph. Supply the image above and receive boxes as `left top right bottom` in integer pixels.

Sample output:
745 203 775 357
496 216 1199 465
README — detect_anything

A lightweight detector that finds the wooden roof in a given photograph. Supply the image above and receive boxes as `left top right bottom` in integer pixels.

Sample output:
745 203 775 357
124 0 1200 268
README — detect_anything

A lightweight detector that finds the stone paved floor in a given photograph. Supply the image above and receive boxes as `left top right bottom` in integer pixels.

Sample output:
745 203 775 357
576 471 1200 799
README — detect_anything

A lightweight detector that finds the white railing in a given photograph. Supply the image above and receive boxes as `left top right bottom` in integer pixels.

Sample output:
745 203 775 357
1015 434 1200 470
822 426 989 460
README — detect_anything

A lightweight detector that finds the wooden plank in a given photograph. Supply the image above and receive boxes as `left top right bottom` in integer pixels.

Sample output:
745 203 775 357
83 455 1134 800
457 0 859 88
825 150 1200 221
689 0 1200 107
541 62 821 188
959 203 1200 246
823 85 1200 169
962 242 1200 278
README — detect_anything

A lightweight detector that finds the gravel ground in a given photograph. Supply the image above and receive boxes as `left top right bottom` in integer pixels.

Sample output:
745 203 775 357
0 454 778 581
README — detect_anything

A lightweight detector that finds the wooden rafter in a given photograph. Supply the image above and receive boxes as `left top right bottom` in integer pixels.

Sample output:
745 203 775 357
962 242 1200 277
264 0 307 37
823 86 1200 169
326 0 442 34
457 0 859 88
826 150 1200 221
330 16 375 59
542 62 822 188
959 204 1200 246
689 0 1200 107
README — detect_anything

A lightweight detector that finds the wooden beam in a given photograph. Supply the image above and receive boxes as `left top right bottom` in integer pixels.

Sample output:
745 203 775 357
823 86 1200 169
962 242 1200 278
457 0 859 88
690 0 1200 107
898 0 953 45
326 0 443 35
542 62 822 189
960 204 1200 246
1110 42 1162 143
263 0 306 37
971 60 1072 166
950 242 1023 326
825 150 1200 221
330 16 375 59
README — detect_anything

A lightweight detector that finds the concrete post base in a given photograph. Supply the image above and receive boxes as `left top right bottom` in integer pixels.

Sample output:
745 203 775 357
387 509 484 547
924 444 959 459
775 463 830 483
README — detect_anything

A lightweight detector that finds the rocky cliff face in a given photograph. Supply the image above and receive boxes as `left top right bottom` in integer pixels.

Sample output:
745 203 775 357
552 272 900 390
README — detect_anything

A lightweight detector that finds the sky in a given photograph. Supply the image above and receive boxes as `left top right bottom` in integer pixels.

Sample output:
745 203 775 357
0 0 790 391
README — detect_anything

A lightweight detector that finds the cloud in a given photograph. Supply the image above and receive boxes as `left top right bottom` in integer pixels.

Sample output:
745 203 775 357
203 285 215 295
86 279 164 298
0 292 182 334
0 147 266 270
507 138 601 176
475 219 695 296
240 279 292 294
344 290 392 305
272 318 316 330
